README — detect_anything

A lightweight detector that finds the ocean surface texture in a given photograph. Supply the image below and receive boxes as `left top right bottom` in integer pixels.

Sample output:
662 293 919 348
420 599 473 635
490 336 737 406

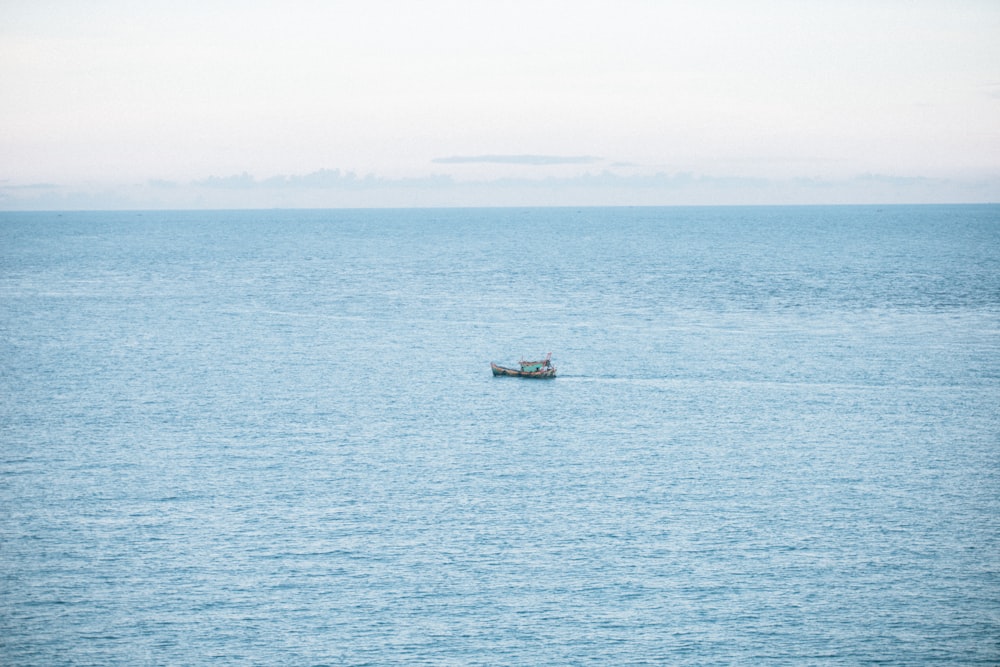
2 206 998 665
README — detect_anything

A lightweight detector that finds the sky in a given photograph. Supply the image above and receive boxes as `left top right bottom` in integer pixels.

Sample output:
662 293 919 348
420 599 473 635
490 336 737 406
1 0 999 209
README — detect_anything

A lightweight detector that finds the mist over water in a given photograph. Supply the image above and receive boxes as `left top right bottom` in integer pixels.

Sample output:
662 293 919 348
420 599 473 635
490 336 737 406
2 205 998 664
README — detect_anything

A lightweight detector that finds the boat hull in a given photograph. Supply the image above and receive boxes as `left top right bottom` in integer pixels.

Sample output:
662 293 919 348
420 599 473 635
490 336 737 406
491 362 556 378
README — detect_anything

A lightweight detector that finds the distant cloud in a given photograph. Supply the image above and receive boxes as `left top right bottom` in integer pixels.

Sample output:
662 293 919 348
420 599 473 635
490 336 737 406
262 169 366 188
193 172 258 189
2 168 997 210
2 182 60 190
193 169 366 189
512 170 770 189
432 154 603 165
148 179 180 188
192 169 453 191
197 168 769 193
853 173 942 187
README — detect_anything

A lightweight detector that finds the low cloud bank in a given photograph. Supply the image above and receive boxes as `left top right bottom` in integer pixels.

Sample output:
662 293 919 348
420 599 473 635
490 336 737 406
432 155 603 166
190 169 451 190
1 169 997 210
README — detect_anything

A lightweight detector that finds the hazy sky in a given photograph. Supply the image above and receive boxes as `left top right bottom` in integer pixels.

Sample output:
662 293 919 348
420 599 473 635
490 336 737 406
2 0 999 208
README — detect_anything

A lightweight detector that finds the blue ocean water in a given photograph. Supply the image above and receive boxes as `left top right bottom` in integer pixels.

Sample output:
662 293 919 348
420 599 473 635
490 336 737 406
1 205 998 665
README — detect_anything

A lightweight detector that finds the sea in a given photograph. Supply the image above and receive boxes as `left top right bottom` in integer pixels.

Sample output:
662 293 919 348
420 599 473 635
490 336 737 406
1 205 998 665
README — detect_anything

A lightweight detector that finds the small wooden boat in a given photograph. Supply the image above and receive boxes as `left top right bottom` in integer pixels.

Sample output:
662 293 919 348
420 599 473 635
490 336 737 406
491 352 556 378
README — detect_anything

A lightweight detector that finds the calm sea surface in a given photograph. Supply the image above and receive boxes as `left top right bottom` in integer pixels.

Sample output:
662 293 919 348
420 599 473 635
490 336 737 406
2 206 999 665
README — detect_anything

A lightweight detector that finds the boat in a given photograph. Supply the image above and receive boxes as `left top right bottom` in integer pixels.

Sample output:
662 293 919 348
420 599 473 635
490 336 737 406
491 352 556 378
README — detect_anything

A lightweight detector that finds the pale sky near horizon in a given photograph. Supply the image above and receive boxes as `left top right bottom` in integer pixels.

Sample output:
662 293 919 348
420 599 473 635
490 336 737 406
2 0 999 208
